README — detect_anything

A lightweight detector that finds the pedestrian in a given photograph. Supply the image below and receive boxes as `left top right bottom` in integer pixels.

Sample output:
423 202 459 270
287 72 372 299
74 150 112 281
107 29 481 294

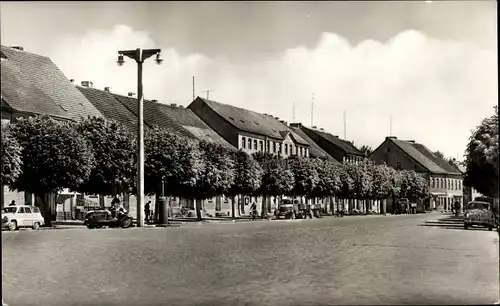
250 202 257 220
145 201 151 223
9 200 16 206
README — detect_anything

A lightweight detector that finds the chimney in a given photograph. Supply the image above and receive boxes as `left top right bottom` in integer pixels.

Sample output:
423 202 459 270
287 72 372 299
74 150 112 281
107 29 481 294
10 46 24 51
319 128 324 131
407 140 415 143
386 136 397 140
171 103 177 107
69 79 75 84
289 123 301 128
151 99 158 103
81 81 93 88
128 92 135 97
279 120 286 124
263 113 268 116
179 105 184 108
312 126 317 129
275 117 280 120
104 87 111 93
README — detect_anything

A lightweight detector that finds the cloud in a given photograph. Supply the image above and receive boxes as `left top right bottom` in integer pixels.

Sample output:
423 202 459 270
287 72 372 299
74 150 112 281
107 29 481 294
50 25 497 160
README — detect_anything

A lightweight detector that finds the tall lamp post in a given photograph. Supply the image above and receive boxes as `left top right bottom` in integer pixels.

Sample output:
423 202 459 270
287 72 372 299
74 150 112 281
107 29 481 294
117 48 163 227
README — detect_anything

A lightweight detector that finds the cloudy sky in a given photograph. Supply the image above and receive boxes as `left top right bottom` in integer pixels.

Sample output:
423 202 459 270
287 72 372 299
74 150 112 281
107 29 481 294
1 1 497 160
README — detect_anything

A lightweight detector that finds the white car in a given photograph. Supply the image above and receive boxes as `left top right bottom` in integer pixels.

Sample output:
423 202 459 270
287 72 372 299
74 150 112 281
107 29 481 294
1 205 45 231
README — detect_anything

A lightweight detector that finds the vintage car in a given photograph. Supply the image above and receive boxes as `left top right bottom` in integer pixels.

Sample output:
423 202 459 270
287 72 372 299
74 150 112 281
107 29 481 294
463 201 496 231
274 199 297 219
1 205 45 231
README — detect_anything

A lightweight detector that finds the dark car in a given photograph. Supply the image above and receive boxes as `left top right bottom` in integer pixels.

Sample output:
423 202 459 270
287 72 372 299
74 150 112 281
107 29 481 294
274 199 297 219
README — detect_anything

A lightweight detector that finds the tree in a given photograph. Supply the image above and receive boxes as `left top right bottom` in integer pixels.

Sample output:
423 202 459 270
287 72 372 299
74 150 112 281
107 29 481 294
226 150 262 218
310 159 342 211
359 145 373 157
344 161 373 212
75 117 136 197
369 163 393 201
1 122 22 188
11 116 94 226
286 155 319 199
433 151 445 160
144 127 201 220
335 163 354 210
253 152 294 217
399 170 429 201
464 105 499 197
194 140 235 221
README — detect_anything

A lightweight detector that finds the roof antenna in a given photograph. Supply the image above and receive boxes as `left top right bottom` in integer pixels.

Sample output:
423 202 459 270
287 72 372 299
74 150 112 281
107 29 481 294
311 93 314 127
343 110 347 140
293 101 296 122
390 115 393 137
192 76 195 101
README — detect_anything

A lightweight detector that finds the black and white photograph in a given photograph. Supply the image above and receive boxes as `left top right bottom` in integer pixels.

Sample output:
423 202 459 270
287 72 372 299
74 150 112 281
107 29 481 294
1 1 498 305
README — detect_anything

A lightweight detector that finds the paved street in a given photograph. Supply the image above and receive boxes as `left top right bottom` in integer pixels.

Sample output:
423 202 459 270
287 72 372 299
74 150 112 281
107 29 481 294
2 213 499 306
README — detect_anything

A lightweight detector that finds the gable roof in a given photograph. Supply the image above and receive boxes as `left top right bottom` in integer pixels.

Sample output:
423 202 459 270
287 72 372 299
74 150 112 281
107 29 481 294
288 126 340 163
112 93 193 139
387 138 460 175
1 59 69 119
299 125 363 156
1 46 102 121
410 143 462 174
195 98 309 146
76 86 142 133
154 102 233 149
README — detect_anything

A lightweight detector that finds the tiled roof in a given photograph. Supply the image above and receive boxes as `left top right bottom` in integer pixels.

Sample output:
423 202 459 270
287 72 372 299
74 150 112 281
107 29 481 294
1 46 102 121
411 143 462 174
198 98 309 145
154 103 233 149
76 86 141 133
112 94 193 139
1 59 69 119
301 125 363 155
390 139 447 174
288 126 340 163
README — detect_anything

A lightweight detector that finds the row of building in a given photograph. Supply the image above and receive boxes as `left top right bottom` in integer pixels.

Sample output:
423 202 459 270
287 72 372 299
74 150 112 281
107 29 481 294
0 45 481 216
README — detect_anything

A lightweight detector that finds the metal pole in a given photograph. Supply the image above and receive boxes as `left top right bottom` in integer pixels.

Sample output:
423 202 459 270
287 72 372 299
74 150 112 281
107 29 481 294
136 48 145 228
192 76 195 101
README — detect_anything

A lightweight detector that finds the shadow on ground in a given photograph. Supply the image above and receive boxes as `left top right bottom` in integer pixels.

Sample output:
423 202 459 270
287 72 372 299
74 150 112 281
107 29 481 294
420 215 494 231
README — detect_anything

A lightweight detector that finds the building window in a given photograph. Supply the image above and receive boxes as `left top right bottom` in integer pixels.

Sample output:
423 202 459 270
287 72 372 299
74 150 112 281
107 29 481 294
266 140 270 152
254 139 257 150
278 143 282 154
259 140 263 151
273 142 276 153
396 162 402 170
430 178 434 188
459 180 462 190
242 137 246 149
248 138 251 149
285 144 288 155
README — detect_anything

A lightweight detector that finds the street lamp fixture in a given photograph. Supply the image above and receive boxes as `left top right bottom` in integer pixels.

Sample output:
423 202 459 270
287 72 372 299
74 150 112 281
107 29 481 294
116 48 162 227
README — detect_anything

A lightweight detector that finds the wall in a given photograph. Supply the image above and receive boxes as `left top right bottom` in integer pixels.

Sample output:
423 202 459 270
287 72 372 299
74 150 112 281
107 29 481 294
370 140 428 173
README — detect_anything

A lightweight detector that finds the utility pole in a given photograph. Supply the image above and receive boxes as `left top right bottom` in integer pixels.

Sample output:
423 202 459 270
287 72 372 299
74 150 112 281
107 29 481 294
192 76 195 101
311 93 315 127
202 89 213 100
293 101 296 122
390 115 393 136
343 110 347 140
117 48 163 227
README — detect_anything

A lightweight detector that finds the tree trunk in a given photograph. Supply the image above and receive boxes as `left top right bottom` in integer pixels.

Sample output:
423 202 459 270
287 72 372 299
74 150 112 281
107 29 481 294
122 192 130 212
195 198 202 221
261 195 267 218
37 192 57 227
231 196 236 220
154 193 160 223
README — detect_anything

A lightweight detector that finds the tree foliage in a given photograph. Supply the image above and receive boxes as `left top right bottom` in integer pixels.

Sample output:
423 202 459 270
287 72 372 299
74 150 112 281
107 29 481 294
464 106 499 197
1 122 22 187
310 158 341 198
253 152 294 197
11 116 94 226
144 127 200 197
285 155 319 196
368 162 393 200
344 160 373 199
359 145 373 157
75 117 136 196
227 150 262 197
195 140 235 200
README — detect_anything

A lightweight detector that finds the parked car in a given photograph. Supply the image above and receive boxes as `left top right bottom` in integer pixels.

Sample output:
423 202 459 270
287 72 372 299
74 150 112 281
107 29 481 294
1 206 45 231
274 199 296 219
463 201 496 231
